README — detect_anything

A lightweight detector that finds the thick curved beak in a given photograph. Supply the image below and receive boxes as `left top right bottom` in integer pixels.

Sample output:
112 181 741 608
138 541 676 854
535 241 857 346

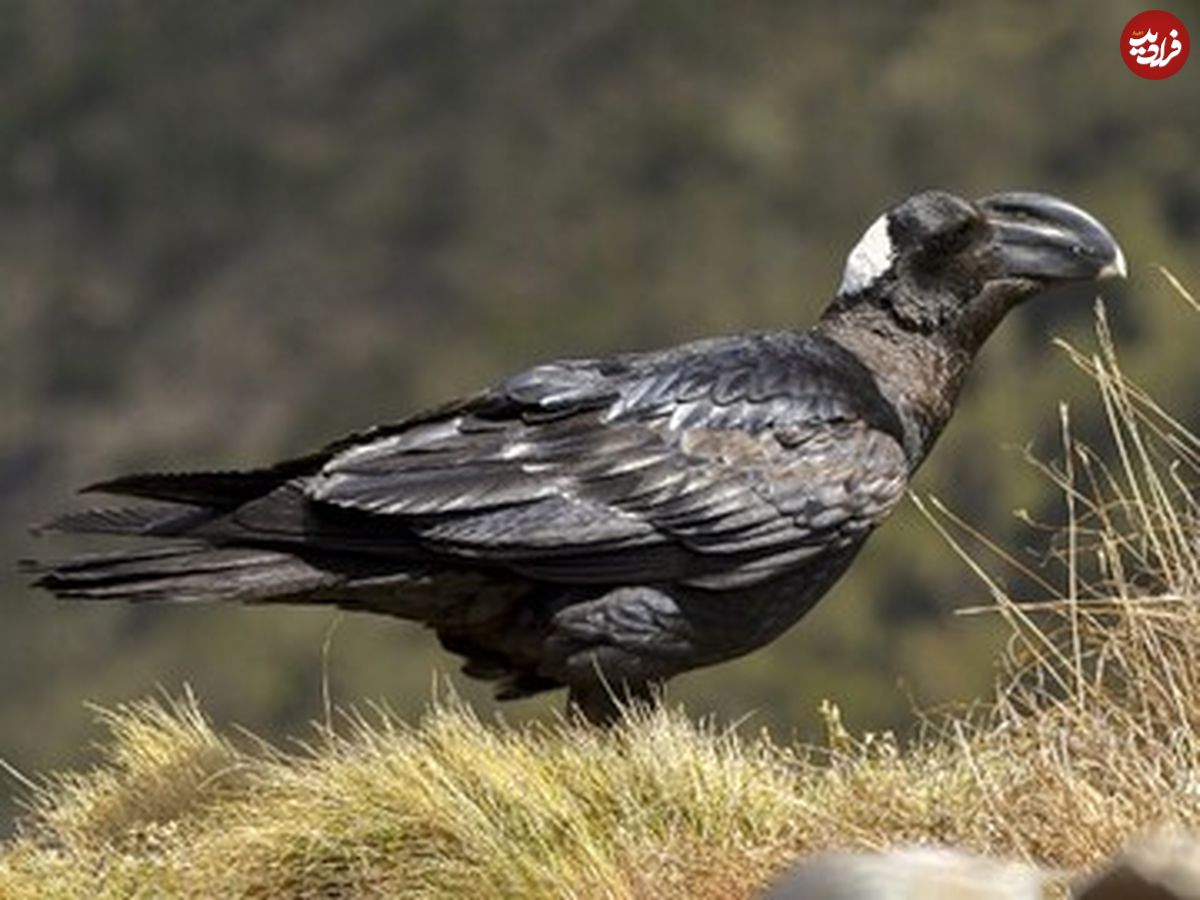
977 192 1126 283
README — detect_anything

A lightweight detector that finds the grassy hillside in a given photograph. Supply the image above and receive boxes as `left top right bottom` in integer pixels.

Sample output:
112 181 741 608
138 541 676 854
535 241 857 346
4 286 1198 897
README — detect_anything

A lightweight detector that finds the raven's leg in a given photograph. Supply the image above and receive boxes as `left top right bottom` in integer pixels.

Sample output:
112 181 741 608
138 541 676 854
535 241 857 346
546 585 689 726
566 677 659 726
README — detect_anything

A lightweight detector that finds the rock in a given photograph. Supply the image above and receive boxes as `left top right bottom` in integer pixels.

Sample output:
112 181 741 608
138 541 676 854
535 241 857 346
1073 831 1200 900
760 846 1052 900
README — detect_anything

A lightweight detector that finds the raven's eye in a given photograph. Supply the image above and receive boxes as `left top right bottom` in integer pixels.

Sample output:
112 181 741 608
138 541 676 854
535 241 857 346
916 216 981 265
931 218 979 253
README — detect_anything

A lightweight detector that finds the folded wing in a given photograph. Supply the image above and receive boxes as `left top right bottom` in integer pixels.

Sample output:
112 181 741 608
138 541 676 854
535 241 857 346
308 332 910 588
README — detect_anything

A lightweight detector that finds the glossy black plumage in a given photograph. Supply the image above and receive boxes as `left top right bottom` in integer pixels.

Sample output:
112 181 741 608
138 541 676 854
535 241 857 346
29 190 1126 723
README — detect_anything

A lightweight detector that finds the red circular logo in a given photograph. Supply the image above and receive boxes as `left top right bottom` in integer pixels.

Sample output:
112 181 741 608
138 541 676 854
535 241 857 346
1121 10 1189 79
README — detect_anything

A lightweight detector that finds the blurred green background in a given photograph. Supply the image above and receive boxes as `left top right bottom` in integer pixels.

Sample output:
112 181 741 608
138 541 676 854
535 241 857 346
2 0 1198 828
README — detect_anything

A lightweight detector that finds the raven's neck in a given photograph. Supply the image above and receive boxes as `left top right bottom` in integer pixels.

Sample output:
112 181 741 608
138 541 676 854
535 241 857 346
814 307 973 470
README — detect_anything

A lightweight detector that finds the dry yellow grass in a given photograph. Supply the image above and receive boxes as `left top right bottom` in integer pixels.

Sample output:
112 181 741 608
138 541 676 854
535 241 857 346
3 276 1198 899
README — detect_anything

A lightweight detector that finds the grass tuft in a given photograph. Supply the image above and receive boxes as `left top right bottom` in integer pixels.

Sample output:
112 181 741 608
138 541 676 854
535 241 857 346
3 275 1199 898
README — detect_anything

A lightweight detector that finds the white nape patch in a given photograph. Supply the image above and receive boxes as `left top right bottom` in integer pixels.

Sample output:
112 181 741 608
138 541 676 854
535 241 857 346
838 213 895 297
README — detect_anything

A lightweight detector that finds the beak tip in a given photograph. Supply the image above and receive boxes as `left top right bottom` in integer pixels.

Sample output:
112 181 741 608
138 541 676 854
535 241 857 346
1099 243 1128 280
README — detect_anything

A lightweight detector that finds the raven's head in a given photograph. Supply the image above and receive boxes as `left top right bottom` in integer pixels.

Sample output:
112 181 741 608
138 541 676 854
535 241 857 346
829 189 1125 352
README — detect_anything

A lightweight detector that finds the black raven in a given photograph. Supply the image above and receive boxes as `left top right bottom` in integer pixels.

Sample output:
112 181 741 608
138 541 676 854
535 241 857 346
30 190 1125 723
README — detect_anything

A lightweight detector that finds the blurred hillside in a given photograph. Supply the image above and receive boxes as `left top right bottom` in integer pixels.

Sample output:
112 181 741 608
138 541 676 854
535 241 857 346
2 0 1198 827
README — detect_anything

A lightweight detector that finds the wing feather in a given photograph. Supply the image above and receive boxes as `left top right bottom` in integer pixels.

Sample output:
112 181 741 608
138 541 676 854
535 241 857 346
307 332 908 586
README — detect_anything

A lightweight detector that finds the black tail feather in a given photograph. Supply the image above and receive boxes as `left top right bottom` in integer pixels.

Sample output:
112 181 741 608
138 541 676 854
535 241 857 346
34 504 218 537
30 544 339 604
83 458 321 509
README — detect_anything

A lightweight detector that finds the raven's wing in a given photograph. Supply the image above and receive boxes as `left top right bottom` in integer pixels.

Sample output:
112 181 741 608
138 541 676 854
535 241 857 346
307 332 909 589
